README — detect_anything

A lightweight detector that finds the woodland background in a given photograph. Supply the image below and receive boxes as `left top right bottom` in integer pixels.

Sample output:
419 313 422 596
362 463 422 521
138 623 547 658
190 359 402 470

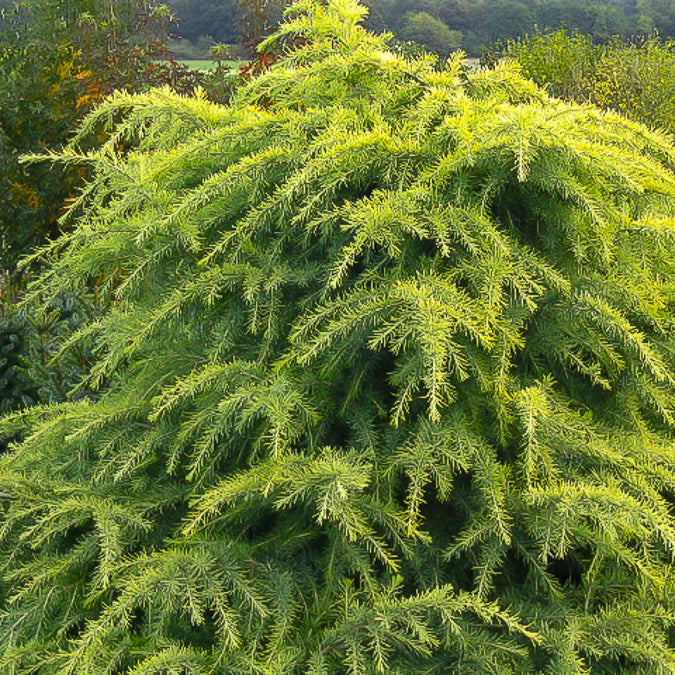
166 0 675 59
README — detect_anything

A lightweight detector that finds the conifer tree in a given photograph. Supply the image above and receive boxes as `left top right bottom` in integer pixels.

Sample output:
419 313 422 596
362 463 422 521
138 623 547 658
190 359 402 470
3 0 675 671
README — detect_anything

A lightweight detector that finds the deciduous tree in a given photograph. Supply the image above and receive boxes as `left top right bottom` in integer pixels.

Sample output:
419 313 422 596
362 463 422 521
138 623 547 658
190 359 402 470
400 10 462 56
506 30 675 135
0 0 194 270
237 0 288 56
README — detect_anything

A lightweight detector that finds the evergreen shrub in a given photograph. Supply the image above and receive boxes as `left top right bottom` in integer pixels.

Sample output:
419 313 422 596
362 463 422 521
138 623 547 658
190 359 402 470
2 1 675 671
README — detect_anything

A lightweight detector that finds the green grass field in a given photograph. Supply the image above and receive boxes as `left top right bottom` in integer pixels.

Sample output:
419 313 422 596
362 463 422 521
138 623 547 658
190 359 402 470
177 60 242 72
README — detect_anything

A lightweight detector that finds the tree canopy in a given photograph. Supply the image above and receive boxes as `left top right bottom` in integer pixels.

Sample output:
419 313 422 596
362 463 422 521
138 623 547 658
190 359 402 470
505 30 675 136
3 0 675 672
165 0 675 57
0 0 196 270
399 11 462 57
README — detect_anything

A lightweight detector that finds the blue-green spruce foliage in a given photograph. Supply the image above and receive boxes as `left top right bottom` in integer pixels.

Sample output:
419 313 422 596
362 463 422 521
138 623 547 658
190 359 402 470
2 0 675 672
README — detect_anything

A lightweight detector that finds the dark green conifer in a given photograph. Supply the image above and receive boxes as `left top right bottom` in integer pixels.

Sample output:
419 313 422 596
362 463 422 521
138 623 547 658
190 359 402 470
2 1 675 671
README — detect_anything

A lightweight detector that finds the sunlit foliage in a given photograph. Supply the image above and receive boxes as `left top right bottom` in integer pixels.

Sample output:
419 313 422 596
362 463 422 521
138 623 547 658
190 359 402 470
2 1 675 671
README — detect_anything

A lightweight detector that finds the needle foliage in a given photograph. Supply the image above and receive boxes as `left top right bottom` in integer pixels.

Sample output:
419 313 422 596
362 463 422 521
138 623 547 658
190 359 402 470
2 1 675 672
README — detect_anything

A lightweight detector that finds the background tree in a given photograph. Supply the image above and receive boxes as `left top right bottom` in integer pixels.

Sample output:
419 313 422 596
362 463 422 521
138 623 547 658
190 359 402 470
505 30 675 134
0 0 198 271
3 0 675 671
236 0 289 56
0 0 205 423
165 0 672 57
588 2 630 39
532 0 595 33
477 0 535 42
399 11 462 56
637 0 675 34
434 0 473 32
169 0 239 46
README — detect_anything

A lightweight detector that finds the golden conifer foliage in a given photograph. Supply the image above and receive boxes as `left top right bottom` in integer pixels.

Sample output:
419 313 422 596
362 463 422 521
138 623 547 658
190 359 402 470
2 1 675 672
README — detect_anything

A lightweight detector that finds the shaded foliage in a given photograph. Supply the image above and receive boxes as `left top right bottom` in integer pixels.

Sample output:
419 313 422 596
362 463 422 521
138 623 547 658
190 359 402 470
168 0 675 56
237 0 291 57
399 11 462 57
0 0 201 270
